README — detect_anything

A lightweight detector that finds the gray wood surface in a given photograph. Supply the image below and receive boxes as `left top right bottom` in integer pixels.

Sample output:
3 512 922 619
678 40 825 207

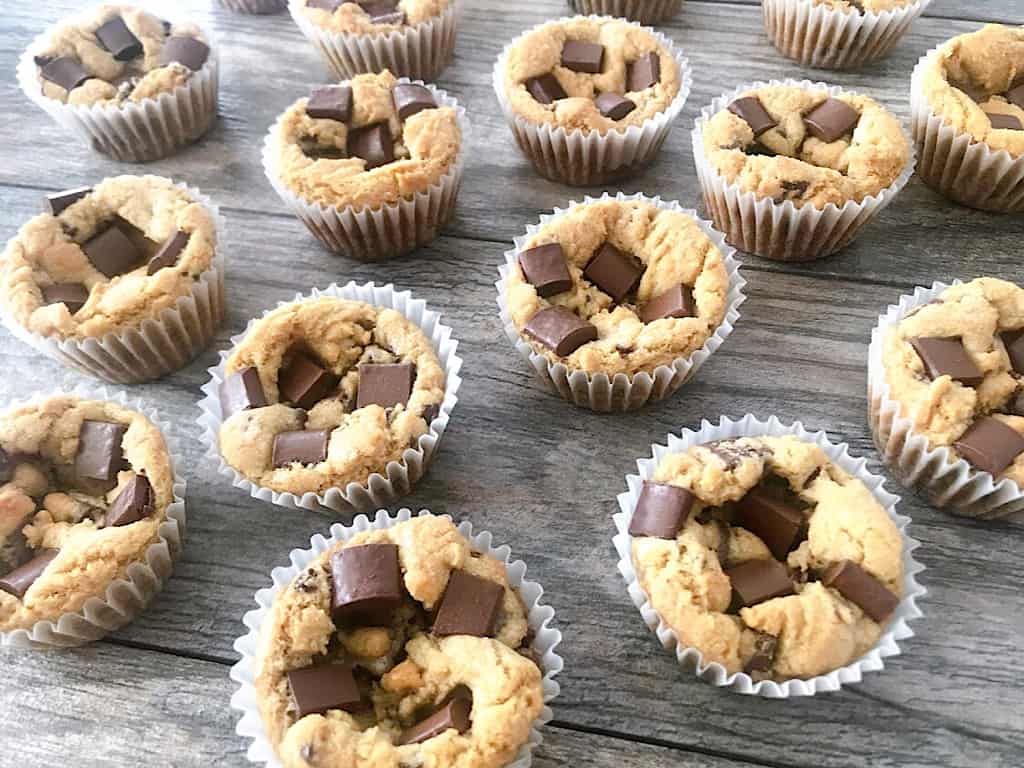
0 1 1022 767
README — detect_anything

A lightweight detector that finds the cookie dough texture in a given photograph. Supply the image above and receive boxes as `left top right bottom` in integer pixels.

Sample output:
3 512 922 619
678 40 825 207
0 396 174 632
503 17 680 133
33 5 208 106
271 70 461 210
919 25 1024 158
219 297 445 495
0 175 217 341
810 0 917 11
632 435 903 680
506 200 730 376
703 84 910 208
255 515 543 768
882 278 1024 484
300 0 450 34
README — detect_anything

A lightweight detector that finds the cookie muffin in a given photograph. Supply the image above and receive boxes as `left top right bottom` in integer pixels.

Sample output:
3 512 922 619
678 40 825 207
253 515 545 768
566 0 684 24
0 394 182 642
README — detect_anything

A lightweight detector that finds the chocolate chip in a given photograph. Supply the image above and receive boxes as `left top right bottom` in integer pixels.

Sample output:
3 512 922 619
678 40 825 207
307 0 342 9
910 336 983 387
627 51 660 92
1003 330 1024 374
356 363 414 409
640 285 694 324
75 420 127 482
393 84 436 121
725 559 794 608
347 123 394 170
519 243 572 298
526 73 567 105
734 486 804 561
331 543 403 626
96 17 143 62
287 663 362 718
399 694 472 745
221 367 268 418
272 430 331 468
433 570 503 638
279 353 338 410
775 179 809 203
0 549 59 598
83 220 145 278
803 98 860 143
147 230 189 275
745 142 777 157
583 243 643 303
45 186 91 216
628 482 694 539
561 40 604 74
821 560 898 622
522 306 597 356
104 475 154 527
159 37 210 71
728 96 777 138
986 112 1023 131
744 631 778 673
308 85 352 122
42 283 89 314
40 57 89 91
953 417 1024 477
1006 84 1024 110
594 92 636 120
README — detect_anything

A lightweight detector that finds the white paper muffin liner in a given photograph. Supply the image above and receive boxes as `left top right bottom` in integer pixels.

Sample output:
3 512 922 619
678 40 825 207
288 1 456 81
230 508 563 767
910 46 1024 213
263 79 469 261
496 193 745 412
492 16 692 186
612 414 925 697
219 0 288 14
198 281 463 514
762 0 931 70
17 17 219 163
692 78 916 262
566 0 684 24
0 383 187 649
868 281 1024 519
0 180 227 385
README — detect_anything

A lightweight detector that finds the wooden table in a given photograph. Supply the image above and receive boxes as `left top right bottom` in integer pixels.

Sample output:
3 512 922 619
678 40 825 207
1 0 1022 766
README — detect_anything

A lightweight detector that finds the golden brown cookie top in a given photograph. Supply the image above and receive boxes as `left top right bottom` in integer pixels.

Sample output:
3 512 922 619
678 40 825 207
809 0 918 12
298 0 451 34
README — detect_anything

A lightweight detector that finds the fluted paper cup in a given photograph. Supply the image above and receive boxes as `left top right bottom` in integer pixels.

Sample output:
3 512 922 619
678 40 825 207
868 281 1024 519
263 78 469 261
613 414 925 696
230 508 563 767
567 0 684 24
492 16 692 186
762 0 931 70
288 1 456 81
0 384 187 649
198 281 462 515
218 0 288 13
496 192 745 412
0 181 227 385
910 47 1024 213
692 78 915 262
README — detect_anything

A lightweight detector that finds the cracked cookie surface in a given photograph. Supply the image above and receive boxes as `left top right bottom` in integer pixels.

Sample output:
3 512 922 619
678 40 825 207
298 0 450 34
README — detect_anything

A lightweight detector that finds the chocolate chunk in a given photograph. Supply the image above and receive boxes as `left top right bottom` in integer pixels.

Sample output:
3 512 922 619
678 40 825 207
279 353 338 410
803 98 860 143
392 84 436 121
1011 392 1024 417
519 243 572 298
330 543 403 625
725 558 794 608
1006 84 1024 110
745 142 777 157
272 430 330 468
1003 330 1024 373
0 549 59 599
367 10 405 24
287 663 361 718
776 179 810 203
433 570 503 637
221 366 267 417
307 85 352 122
40 57 89 91
744 631 778 673
147 230 190 275
159 37 210 71
33 54 53 67
307 0 343 9
523 306 597 356
594 92 636 120
526 73 567 105
42 283 89 314
359 0 399 15
347 123 394 170
399 695 472 745
821 560 898 622
734 487 804 561
96 17 143 62
0 448 11 484
909 336 983 387
422 403 440 426
105 475 154 527
627 52 660 92
728 96 777 138
83 221 144 278
628 482 694 539
356 363 415 409
75 420 127 482
45 186 91 216
561 40 604 74
986 112 1023 131
640 285 695 324
583 243 643 303
953 417 1024 477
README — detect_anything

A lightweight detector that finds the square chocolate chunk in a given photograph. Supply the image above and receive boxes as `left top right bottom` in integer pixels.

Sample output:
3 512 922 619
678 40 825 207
104 475 154 527
272 429 330 468
147 230 190 275
953 417 1024 477
220 367 267 418
583 243 643 303
159 36 210 71
595 93 635 121
42 283 89 315
96 16 143 62
392 84 435 121
399 695 472 745
728 97 777 138
803 98 860 143
725 558 794 608
821 560 898 622
1006 83 1024 110
523 306 597 356
433 570 503 638
561 40 604 74
279 353 338 410
347 123 394 169
628 482 694 539
0 549 59 599
639 284 695 324
45 186 91 216
331 543 403 625
518 243 572 298
75 420 127 482
1003 330 1024 374
526 73 567 105
626 52 660 92
308 86 352 122
287 663 361 718
734 486 804 561
909 336 983 387
986 112 1023 131
83 221 145 278
40 57 89 92
356 363 415 409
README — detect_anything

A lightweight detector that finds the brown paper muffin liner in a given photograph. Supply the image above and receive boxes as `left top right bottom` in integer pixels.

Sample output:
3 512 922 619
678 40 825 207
566 0 684 24
868 281 1024 519
197 281 463 515
762 0 931 70
0 181 227 385
496 192 745 412
218 0 288 14
288 1 456 81
492 16 692 187
692 78 915 262
910 47 1024 213
262 78 469 261
0 384 187 649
